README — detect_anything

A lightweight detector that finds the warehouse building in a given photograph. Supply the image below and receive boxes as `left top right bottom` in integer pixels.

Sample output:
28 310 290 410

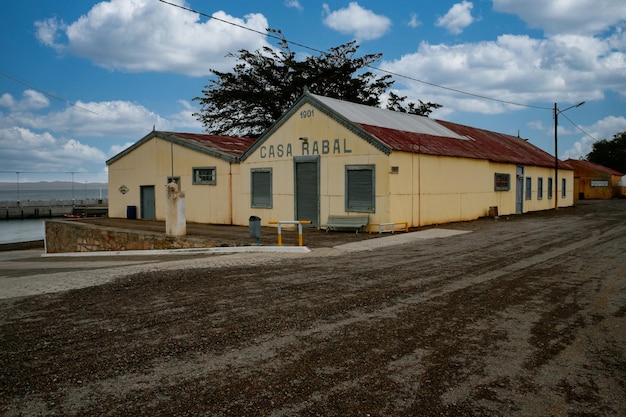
565 159 624 200
107 91 574 229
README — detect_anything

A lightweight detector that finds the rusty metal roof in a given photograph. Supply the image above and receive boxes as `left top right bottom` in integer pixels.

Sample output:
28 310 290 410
310 92 568 169
161 132 257 159
106 131 257 165
564 159 624 176
355 118 569 169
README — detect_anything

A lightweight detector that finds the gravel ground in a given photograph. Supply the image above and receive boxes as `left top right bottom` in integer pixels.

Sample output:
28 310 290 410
0 200 624 416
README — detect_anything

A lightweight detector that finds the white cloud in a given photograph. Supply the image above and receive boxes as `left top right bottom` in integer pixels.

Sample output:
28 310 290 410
0 90 50 112
35 0 270 76
0 92 203 177
34 18 66 51
285 1 303 11
0 126 107 172
108 141 135 157
408 13 421 29
493 0 626 35
322 2 392 41
3 100 167 138
167 100 204 131
563 116 626 159
380 33 625 115
0 93 15 108
436 1 475 35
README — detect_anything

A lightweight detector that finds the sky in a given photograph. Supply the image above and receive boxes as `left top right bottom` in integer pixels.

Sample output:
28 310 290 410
1 0 625 183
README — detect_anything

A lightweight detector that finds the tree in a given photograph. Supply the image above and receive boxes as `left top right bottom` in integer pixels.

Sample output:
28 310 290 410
586 131 626 174
386 91 442 117
193 29 441 137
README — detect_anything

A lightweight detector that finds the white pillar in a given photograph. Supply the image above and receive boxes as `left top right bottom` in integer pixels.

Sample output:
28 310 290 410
165 181 186 236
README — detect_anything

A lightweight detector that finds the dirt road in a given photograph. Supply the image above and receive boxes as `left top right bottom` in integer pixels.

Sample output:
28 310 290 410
1 200 625 416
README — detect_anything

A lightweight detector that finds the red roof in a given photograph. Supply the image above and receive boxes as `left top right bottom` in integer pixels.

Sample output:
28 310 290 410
357 121 571 170
162 132 257 159
565 159 624 176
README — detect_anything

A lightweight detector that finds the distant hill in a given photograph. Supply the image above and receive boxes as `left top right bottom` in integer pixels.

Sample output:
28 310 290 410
0 181 108 191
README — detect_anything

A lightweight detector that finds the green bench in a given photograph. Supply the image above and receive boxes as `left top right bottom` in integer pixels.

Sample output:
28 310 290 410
321 215 369 233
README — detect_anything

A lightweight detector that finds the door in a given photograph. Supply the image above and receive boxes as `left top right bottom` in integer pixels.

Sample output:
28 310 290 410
515 166 524 214
140 185 156 220
294 157 319 227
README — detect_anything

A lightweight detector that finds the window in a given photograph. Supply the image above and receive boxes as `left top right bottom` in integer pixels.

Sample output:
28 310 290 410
494 173 510 191
345 165 375 212
192 167 216 185
537 177 543 200
525 177 532 200
548 177 553 199
251 168 272 208
562 178 567 198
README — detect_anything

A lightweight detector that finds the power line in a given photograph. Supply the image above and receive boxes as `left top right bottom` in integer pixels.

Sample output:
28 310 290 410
0 170 104 175
157 0 552 111
0 72 99 115
560 112 598 142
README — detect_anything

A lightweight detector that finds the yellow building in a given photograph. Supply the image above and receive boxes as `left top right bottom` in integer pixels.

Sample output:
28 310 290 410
565 159 624 200
107 91 574 228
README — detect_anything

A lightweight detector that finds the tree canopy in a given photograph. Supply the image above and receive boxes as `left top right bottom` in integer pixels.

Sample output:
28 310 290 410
586 131 626 174
193 29 441 137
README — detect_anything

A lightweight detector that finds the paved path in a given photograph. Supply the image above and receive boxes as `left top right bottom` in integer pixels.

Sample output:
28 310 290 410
0 229 467 300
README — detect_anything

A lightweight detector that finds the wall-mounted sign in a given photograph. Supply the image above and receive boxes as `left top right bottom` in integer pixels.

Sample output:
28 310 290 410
119 185 129 194
591 180 609 187
259 138 353 160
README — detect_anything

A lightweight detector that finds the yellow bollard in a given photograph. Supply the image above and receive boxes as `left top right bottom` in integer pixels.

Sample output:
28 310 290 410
269 220 311 246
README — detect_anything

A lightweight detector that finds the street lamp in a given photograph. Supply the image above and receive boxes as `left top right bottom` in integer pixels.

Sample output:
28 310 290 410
16 171 20 204
554 101 585 209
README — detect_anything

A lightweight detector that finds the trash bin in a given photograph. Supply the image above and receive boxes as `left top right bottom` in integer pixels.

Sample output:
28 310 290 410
249 215 261 244
127 205 137 220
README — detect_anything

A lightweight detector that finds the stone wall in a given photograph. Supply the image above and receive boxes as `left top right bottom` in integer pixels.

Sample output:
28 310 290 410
45 220 212 253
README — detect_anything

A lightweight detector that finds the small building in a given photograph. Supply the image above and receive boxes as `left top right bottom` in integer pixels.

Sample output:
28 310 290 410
107 91 574 228
107 131 256 223
565 159 624 200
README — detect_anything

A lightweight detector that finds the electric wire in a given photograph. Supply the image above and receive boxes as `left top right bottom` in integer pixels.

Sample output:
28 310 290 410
157 0 552 111
0 72 99 115
0 170 104 175
560 112 598 142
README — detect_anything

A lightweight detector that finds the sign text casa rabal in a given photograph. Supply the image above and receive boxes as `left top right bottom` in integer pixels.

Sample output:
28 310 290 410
259 109 353 159
259 138 353 159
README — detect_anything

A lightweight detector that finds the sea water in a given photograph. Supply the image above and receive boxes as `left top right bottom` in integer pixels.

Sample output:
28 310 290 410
0 186 108 244
0 218 47 244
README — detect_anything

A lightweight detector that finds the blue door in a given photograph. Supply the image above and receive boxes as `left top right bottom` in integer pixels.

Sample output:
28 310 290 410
140 185 156 220
294 157 319 227
516 166 524 214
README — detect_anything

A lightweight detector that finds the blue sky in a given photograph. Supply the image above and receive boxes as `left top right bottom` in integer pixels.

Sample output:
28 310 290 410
1 0 625 183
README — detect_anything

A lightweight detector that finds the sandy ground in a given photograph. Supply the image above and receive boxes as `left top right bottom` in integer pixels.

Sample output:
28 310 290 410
0 200 624 416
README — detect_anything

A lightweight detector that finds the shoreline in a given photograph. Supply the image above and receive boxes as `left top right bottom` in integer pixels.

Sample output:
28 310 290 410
0 240 44 252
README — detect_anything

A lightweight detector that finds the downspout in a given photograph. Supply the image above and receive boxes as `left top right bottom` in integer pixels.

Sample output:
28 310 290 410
229 163 233 225
417 137 421 228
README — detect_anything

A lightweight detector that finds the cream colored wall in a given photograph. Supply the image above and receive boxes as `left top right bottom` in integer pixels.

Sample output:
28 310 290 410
108 137 235 223
237 103 390 226
523 166 552 211
385 153 574 227
512 166 574 211
108 138 160 219
417 155 499 225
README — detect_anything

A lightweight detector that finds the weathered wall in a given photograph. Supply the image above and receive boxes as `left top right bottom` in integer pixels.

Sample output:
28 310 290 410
45 220 212 253
108 137 235 223
239 101 390 227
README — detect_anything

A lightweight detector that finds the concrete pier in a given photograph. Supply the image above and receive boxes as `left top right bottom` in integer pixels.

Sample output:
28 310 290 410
0 199 108 220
